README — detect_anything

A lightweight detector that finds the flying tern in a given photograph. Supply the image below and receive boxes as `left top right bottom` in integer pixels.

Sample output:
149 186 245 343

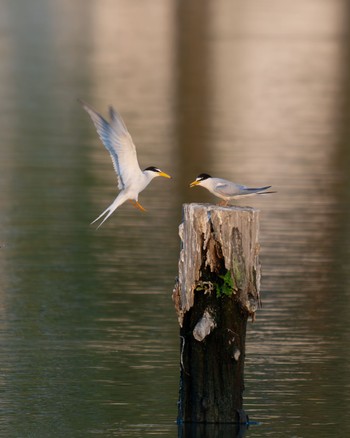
79 100 171 228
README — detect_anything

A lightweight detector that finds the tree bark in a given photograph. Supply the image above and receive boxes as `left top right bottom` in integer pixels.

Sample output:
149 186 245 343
173 203 260 423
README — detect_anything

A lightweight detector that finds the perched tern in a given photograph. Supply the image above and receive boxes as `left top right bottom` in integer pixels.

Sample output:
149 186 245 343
190 173 274 206
79 100 171 228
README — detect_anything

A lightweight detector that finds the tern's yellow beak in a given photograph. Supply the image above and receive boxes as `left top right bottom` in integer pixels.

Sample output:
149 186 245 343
190 180 200 188
159 171 172 179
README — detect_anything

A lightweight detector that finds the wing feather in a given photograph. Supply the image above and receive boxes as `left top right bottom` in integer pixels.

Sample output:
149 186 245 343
215 181 271 197
214 181 245 197
79 100 142 190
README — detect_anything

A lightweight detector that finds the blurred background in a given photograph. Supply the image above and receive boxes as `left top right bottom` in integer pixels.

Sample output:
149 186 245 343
1 0 350 436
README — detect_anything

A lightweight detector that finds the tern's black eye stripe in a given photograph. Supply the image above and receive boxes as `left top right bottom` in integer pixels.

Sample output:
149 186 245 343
144 166 161 172
197 173 211 181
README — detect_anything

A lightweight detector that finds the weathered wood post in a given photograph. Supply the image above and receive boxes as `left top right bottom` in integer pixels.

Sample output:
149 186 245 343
173 203 260 424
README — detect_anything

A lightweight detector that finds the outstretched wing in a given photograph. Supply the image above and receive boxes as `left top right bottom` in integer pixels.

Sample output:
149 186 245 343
79 100 142 190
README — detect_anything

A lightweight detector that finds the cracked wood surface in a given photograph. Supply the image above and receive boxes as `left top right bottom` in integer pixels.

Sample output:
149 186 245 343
174 203 261 327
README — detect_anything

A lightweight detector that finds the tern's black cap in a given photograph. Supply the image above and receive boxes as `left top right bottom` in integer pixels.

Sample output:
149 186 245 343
196 173 211 180
144 166 161 172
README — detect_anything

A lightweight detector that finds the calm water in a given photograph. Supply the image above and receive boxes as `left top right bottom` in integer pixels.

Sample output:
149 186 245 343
1 0 350 436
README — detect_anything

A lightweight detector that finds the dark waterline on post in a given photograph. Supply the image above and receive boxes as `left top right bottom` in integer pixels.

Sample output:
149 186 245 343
177 421 250 438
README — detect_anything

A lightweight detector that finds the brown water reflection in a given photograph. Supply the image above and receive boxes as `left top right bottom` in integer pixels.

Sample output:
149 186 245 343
0 0 350 437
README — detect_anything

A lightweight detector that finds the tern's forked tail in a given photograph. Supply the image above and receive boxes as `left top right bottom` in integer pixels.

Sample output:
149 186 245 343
91 195 126 229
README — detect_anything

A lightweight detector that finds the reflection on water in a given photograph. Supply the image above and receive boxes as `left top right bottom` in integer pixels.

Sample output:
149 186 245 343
178 422 248 438
1 0 350 436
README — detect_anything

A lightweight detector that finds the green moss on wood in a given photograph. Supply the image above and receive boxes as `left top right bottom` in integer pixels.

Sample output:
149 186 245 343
215 270 235 298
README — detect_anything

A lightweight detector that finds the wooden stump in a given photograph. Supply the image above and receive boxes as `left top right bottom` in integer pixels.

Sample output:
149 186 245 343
173 203 260 424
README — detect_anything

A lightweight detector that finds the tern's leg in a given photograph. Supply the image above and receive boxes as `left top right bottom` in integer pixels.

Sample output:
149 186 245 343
129 200 147 212
218 200 229 206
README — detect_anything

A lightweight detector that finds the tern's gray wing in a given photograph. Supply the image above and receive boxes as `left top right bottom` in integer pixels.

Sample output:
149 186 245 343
79 100 141 190
214 180 247 197
215 180 271 197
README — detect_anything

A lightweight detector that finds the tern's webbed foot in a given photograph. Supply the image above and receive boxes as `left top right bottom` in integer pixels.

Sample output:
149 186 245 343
218 200 229 207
